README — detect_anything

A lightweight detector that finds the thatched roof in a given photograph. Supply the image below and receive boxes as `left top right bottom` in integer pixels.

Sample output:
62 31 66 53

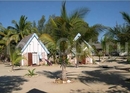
16 33 34 49
16 33 49 54
92 43 102 50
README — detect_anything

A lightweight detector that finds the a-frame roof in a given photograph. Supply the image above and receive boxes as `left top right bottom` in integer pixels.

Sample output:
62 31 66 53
16 33 49 54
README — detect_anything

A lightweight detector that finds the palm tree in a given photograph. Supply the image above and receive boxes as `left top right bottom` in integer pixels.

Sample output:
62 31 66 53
106 12 130 43
121 12 130 27
105 24 130 53
40 33 58 64
41 1 89 81
73 35 94 67
120 12 130 46
101 35 114 60
75 23 106 64
8 15 32 40
0 28 19 58
10 49 25 71
37 15 46 34
103 12 130 59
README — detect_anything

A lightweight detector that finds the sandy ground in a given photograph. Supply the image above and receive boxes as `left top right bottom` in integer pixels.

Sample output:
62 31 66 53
0 56 130 93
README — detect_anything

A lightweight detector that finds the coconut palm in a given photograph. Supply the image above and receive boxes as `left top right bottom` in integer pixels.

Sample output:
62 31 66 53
0 28 19 59
105 12 130 44
8 15 32 40
40 33 58 64
121 12 130 27
101 36 108 57
120 12 130 45
75 23 106 64
104 12 130 58
41 1 89 81
105 24 130 53
100 35 114 60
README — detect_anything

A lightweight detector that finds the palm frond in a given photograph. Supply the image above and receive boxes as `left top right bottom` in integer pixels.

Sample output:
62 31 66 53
12 20 19 31
0 31 6 36
14 56 24 64
121 12 130 25
92 24 107 33
0 40 6 45
40 33 55 44
69 7 89 20
61 1 68 20
50 17 57 27
10 34 19 43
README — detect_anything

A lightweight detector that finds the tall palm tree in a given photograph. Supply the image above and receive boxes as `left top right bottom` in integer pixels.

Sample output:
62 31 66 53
41 1 89 81
8 15 32 40
104 12 130 57
105 24 130 52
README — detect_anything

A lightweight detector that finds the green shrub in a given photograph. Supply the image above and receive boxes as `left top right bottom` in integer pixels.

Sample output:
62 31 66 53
25 68 37 77
14 61 20 66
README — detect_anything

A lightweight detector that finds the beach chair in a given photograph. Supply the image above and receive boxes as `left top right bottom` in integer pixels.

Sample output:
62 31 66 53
44 59 52 66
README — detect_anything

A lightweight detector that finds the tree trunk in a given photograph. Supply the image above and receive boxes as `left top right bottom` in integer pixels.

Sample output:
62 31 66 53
61 62 67 81
102 51 105 62
11 63 14 71
61 53 67 81
76 55 79 68
99 55 101 62
76 60 79 68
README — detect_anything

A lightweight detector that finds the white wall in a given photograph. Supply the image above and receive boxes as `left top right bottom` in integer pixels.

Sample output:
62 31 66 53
22 37 48 59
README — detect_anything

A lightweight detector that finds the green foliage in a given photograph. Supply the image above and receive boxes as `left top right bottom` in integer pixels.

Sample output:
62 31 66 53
10 49 26 70
0 29 19 57
10 49 22 64
26 68 37 77
127 56 130 64
104 12 130 53
14 61 21 66
58 57 70 65
8 15 36 40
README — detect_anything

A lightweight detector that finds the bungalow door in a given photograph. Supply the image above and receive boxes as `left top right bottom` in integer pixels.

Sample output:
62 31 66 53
28 53 32 66
32 53 39 65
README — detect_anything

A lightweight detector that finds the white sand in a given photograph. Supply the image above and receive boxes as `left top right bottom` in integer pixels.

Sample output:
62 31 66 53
0 57 130 93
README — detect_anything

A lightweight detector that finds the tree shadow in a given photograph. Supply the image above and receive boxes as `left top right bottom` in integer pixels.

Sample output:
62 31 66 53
4 63 11 67
3 64 27 71
70 89 129 93
79 70 130 92
27 88 47 93
106 86 129 93
36 70 62 79
70 89 88 93
0 76 28 93
13 68 27 71
115 67 130 71
118 60 130 65
67 65 100 69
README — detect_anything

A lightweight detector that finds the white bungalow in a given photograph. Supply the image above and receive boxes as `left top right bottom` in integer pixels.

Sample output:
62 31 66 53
68 33 93 64
16 33 49 66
